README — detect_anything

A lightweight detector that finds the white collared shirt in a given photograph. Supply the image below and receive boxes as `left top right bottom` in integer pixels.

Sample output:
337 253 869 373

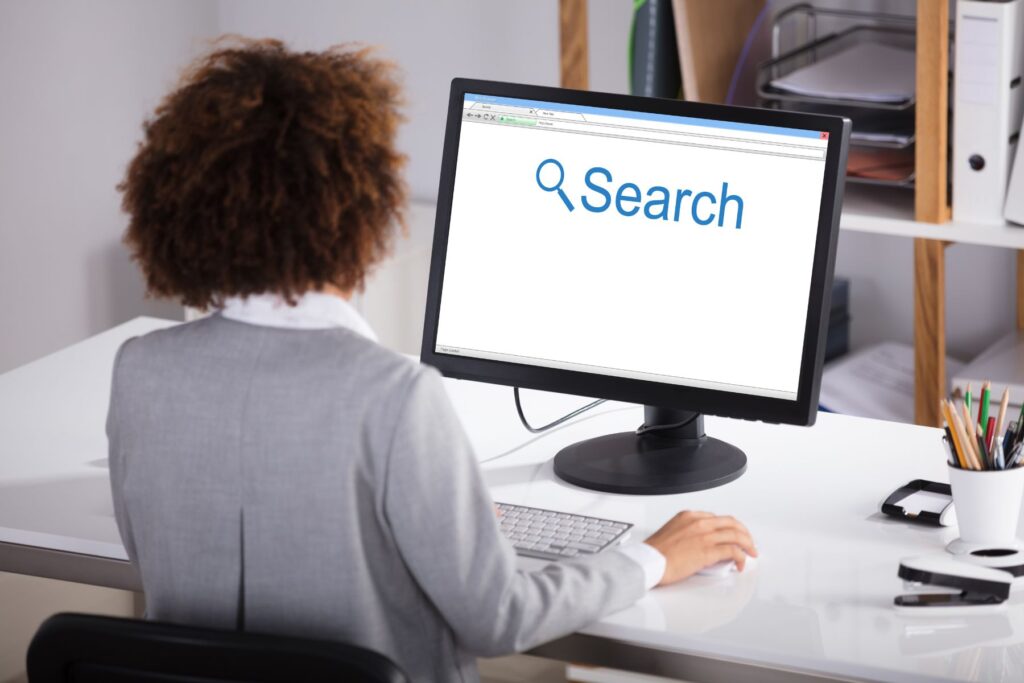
221 291 376 340
218 291 665 589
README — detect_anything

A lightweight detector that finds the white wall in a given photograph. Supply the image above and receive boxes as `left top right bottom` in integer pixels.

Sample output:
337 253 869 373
0 0 213 373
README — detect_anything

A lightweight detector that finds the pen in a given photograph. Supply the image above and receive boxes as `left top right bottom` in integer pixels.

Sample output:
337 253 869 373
946 409 962 466
1008 442 1024 469
995 440 1006 470
977 433 989 469
942 401 968 469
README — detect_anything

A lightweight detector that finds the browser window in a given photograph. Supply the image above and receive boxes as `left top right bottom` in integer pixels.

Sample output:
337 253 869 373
434 93 830 400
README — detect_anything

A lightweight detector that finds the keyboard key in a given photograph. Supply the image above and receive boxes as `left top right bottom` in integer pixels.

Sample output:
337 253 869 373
567 541 601 552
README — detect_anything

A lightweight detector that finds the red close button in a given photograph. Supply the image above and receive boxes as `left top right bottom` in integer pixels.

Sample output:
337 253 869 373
820 131 829 140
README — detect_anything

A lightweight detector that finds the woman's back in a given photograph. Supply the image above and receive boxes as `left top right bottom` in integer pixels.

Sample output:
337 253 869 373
109 313 473 679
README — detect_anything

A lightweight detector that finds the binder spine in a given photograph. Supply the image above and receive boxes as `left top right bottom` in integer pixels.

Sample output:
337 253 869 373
953 0 1024 225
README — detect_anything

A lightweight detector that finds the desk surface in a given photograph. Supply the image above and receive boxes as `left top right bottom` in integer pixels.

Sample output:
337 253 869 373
3 317 1024 682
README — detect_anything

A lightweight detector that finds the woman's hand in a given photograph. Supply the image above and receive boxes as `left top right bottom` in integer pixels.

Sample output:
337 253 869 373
644 511 757 586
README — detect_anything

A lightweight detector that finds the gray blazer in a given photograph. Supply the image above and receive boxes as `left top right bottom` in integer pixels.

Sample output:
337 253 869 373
107 315 644 682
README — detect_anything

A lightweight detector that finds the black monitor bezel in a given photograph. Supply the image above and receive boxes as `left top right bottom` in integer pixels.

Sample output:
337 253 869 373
420 78 850 427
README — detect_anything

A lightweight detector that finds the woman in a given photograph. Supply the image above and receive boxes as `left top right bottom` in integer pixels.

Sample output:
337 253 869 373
110 39 756 682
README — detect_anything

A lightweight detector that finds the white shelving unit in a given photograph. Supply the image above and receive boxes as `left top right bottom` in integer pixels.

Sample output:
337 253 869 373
841 186 1024 249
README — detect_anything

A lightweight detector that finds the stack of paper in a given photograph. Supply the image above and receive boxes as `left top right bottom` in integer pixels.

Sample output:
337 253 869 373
769 43 916 104
820 342 965 424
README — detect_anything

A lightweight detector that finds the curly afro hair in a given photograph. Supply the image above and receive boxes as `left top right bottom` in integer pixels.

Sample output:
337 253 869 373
119 37 406 308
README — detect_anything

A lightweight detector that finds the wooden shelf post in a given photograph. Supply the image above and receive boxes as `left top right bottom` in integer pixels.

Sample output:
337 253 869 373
913 0 951 426
914 239 948 427
559 0 588 90
915 0 949 224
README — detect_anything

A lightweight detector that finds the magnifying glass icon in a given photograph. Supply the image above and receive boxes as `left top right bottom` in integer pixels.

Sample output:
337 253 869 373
536 158 575 212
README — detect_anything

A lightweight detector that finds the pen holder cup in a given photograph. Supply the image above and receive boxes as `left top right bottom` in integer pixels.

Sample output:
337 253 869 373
948 464 1024 547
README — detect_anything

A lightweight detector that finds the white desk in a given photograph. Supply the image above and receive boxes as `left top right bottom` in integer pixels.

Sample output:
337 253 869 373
3 317 1024 682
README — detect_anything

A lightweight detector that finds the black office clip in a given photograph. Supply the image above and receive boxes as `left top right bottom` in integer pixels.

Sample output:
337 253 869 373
880 479 955 527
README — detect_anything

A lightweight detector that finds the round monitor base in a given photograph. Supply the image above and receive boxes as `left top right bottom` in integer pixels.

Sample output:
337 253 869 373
553 431 747 495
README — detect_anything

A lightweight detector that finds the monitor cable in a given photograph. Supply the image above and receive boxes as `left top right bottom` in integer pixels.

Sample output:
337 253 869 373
514 387 606 434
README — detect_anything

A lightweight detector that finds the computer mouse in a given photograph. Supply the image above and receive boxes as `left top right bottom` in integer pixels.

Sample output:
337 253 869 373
697 560 737 577
697 555 758 577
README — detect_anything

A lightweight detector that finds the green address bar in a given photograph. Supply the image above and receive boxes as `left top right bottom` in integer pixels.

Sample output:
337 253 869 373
498 115 537 126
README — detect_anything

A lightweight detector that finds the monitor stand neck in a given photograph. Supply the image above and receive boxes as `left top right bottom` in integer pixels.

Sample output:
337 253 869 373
552 404 747 495
642 405 704 439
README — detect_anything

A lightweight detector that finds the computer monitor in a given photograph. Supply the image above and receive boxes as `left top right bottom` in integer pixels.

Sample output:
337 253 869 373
421 79 850 495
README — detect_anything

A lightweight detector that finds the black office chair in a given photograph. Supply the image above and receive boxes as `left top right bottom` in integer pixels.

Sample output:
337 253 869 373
27 612 409 683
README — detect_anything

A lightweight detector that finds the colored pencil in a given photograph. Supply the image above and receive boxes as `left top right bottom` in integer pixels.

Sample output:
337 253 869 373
980 382 990 435
948 400 969 468
995 388 1010 439
953 403 981 470
962 402 979 452
986 416 996 451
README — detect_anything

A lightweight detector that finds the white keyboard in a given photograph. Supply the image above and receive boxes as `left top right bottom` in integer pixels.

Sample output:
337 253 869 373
496 502 633 561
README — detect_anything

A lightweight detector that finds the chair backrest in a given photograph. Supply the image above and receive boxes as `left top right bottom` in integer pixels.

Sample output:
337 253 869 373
27 612 409 683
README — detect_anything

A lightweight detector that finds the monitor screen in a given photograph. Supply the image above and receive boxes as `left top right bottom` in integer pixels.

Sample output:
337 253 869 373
432 92 832 402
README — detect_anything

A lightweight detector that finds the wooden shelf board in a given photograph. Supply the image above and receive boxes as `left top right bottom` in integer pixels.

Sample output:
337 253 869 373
840 186 1024 249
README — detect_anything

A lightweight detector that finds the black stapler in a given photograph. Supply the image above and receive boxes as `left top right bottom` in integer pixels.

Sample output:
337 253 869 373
895 556 1012 614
